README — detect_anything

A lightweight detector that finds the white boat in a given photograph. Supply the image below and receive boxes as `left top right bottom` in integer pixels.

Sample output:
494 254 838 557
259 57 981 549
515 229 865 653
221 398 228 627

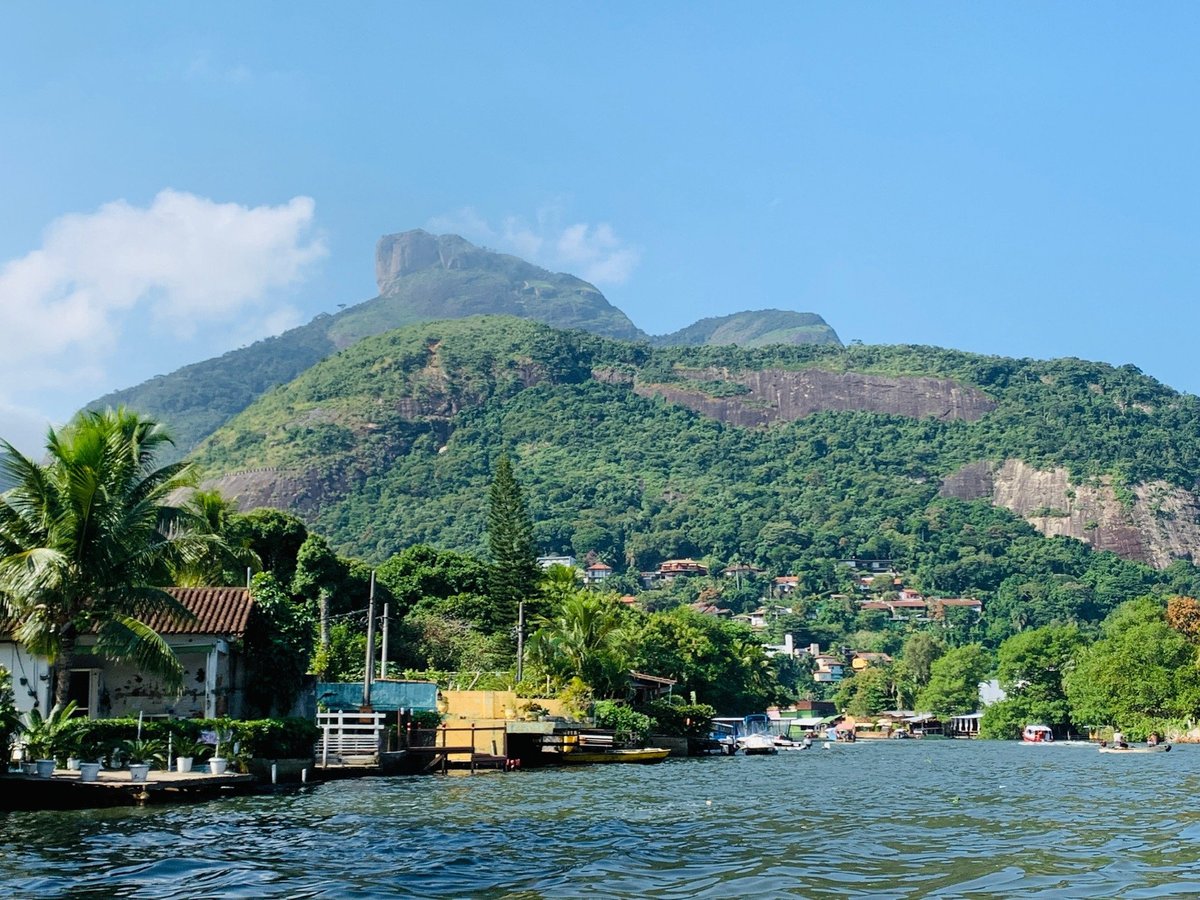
1098 743 1171 754
1021 724 1054 744
737 733 778 755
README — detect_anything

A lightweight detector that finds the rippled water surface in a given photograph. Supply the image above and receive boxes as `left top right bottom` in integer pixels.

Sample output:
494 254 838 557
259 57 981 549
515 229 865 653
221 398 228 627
4 741 1200 897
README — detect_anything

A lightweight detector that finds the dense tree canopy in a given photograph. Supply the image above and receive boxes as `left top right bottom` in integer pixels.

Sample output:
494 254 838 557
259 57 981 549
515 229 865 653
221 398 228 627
0 409 210 709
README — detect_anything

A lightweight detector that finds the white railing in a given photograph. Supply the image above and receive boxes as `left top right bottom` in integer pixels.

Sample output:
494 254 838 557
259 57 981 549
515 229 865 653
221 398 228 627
316 711 387 764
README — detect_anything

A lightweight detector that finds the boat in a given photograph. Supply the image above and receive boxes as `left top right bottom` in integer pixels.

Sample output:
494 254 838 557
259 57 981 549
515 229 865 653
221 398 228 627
1098 744 1171 754
711 714 781 755
1021 724 1055 744
737 733 778 755
561 747 671 764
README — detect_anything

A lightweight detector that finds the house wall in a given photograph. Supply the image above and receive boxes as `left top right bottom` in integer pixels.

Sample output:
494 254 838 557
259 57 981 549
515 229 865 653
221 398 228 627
0 641 51 715
6 634 244 720
102 648 217 718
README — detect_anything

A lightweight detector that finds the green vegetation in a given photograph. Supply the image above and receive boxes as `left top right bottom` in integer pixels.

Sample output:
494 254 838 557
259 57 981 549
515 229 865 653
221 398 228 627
57 716 321 768
0 409 219 709
486 454 540 630
654 309 841 348
0 665 18 764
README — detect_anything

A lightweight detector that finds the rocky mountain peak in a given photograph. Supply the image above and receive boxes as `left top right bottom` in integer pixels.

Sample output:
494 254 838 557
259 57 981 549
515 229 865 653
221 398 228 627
375 230 482 293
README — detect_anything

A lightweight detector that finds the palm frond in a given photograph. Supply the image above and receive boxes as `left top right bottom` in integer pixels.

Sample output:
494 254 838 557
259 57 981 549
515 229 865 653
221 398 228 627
93 614 184 688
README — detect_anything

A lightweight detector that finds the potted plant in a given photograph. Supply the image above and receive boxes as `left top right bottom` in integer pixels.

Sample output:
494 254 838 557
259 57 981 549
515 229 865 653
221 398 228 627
21 701 78 777
173 737 208 773
208 727 233 775
77 737 108 783
119 737 164 783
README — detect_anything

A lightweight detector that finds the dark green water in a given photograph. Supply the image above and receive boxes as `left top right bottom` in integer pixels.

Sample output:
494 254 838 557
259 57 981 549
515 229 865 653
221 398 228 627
3 741 1199 898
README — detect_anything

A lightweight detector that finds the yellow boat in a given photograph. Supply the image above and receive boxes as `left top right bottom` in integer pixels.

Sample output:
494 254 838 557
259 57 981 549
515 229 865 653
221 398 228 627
561 747 671 764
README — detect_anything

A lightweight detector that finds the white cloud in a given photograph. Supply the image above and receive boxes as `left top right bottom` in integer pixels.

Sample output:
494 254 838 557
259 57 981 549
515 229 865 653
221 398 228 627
428 204 641 286
0 190 325 439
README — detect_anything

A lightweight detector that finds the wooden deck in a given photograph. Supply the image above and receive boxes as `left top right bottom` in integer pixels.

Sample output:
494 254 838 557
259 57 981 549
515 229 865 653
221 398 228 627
0 769 257 810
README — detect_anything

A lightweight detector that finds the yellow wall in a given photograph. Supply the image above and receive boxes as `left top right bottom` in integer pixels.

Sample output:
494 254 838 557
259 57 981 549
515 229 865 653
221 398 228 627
437 690 572 755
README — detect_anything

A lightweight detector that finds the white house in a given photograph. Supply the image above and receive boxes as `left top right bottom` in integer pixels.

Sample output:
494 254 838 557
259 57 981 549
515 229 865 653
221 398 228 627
1 586 256 719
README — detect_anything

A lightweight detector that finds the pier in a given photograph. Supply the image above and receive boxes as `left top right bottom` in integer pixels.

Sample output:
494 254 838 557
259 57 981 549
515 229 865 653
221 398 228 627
0 769 257 811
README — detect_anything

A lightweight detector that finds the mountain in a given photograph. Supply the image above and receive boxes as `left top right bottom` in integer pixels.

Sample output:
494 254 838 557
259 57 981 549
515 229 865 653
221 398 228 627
654 309 841 348
88 230 839 458
191 316 1200 633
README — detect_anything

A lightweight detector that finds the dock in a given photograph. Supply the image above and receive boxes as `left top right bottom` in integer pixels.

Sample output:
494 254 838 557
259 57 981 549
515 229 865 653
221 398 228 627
0 769 257 811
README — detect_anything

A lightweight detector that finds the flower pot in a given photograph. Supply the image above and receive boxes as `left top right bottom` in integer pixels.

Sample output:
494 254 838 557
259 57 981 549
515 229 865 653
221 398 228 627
35 759 56 778
79 762 102 783
176 757 193 773
21 762 36 775
208 757 228 776
67 757 81 771
128 763 150 783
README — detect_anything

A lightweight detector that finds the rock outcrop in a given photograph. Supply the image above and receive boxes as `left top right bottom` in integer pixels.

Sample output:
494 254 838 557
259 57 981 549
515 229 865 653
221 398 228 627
636 367 997 426
940 459 1200 568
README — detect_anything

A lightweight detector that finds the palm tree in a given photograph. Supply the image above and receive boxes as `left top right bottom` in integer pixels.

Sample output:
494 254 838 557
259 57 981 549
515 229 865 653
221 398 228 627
527 591 629 696
0 408 209 710
172 489 260 587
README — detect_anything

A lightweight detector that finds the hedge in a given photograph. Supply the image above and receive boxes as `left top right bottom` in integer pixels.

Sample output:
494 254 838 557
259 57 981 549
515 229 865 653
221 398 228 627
58 716 320 762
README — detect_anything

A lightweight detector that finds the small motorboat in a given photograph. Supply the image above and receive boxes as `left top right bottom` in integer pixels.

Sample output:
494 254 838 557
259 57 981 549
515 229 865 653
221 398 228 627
1098 743 1171 754
1021 724 1054 744
737 733 778 755
561 747 672 764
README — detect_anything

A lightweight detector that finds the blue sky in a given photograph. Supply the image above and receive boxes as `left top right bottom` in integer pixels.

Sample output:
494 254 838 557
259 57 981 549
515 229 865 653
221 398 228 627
1 3 1198 452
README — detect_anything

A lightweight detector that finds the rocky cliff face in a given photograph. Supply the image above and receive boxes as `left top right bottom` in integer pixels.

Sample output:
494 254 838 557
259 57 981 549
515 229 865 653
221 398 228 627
376 230 491 293
636 367 997 426
940 459 1200 568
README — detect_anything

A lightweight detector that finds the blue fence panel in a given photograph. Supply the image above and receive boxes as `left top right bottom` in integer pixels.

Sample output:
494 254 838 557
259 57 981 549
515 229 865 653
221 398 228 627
316 681 438 712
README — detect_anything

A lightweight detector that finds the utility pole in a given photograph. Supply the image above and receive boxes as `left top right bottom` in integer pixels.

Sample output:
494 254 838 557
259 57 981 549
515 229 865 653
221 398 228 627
363 571 377 708
380 602 389 681
516 600 525 684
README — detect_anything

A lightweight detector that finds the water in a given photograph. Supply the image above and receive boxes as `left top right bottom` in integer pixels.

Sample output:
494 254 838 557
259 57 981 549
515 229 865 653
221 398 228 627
3 741 1200 898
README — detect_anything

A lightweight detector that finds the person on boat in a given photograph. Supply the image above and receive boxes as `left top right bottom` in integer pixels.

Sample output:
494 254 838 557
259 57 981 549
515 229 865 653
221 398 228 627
801 734 813 750
1147 732 1160 746
1112 728 1128 750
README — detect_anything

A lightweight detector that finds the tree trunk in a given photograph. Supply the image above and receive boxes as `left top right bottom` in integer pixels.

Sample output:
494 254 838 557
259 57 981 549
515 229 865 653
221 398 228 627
52 629 77 714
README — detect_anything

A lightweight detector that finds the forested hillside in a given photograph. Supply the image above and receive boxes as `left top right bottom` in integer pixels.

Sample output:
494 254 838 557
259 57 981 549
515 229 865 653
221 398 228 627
87 230 840 460
190 316 1200 643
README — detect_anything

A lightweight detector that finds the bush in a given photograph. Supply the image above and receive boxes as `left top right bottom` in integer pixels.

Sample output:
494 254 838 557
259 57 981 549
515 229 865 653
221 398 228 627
58 716 321 765
639 698 715 738
593 700 655 746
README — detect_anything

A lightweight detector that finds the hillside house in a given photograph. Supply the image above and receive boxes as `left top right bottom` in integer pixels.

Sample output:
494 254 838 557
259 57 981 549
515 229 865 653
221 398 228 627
537 554 577 570
584 562 613 586
850 652 893 671
689 600 731 617
772 576 799 597
657 559 709 579
931 597 983 618
1 586 255 720
803 645 846 684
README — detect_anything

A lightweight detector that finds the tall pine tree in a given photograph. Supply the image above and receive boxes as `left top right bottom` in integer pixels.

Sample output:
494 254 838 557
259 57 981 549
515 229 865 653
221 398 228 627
486 454 541 632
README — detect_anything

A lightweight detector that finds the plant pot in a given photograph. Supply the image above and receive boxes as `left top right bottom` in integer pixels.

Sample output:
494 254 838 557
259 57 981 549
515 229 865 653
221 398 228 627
208 757 228 776
79 762 102 783
21 762 36 775
176 757 193 773
128 763 150 783
67 757 80 771
35 759 56 778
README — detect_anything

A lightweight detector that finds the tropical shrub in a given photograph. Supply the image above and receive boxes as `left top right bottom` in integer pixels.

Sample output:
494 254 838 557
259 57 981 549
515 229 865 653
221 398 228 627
593 700 654 745
638 698 715 738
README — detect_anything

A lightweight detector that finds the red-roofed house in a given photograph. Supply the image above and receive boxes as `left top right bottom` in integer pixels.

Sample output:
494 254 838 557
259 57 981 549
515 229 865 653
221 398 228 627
1 586 257 720
584 562 614 586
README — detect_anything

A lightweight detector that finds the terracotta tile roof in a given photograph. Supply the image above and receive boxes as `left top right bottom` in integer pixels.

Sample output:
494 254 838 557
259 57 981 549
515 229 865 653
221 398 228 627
151 587 255 636
2 586 255 640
